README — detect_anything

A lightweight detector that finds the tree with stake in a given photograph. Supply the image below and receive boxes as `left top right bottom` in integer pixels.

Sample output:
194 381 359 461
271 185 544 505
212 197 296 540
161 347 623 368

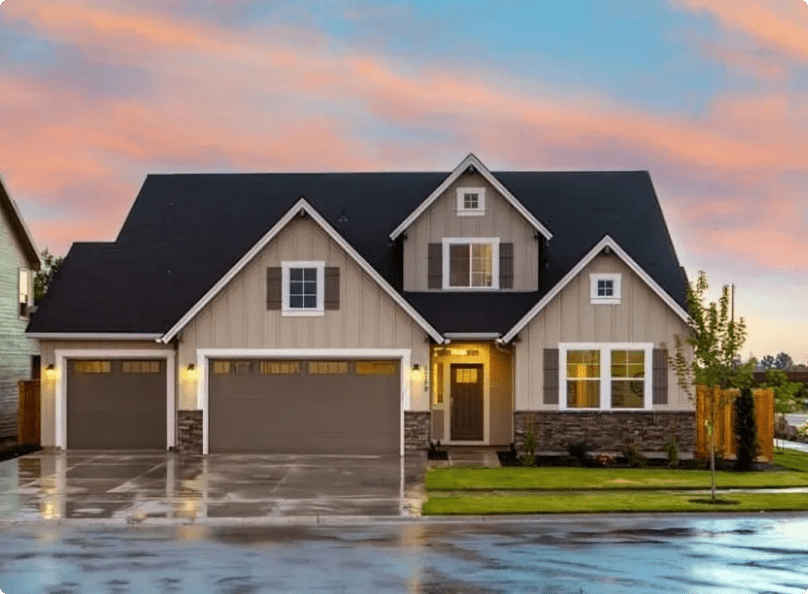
670 271 755 501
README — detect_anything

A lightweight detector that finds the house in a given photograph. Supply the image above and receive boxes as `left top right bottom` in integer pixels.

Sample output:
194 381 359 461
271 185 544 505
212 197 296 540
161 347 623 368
0 176 41 441
27 154 695 456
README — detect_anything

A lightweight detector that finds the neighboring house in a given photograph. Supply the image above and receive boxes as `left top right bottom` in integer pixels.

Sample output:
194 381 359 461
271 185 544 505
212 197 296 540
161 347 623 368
28 154 694 456
0 176 41 440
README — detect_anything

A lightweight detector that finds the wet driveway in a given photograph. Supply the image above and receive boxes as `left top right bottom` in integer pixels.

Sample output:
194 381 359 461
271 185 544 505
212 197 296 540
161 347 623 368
0 451 427 523
1 515 807 593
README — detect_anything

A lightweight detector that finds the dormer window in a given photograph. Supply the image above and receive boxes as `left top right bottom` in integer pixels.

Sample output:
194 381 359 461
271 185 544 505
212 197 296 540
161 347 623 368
456 187 485 216
590 273 621 304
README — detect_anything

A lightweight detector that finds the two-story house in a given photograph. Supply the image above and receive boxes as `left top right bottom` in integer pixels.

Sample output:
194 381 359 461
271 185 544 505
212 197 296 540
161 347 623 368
27 155 694 456
0 176 41 442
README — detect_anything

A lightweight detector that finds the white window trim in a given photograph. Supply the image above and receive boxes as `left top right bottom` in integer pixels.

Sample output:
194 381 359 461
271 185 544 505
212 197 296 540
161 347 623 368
456 187 486 216
558 342 653 411
197 348 411 456
281 260 325 316
19 268 32 319
589 273 622 305
53 349 176 450
441 237 500 290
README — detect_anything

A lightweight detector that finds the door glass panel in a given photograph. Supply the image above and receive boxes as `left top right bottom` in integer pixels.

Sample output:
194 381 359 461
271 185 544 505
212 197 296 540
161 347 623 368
455 367 479 383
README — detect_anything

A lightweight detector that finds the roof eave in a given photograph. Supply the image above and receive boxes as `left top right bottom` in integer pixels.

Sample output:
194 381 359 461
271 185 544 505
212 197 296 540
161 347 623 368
0 175 41 269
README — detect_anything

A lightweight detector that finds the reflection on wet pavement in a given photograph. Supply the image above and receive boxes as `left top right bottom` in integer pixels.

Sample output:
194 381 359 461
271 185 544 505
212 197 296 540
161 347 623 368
0 451 427 522
0 516 807 593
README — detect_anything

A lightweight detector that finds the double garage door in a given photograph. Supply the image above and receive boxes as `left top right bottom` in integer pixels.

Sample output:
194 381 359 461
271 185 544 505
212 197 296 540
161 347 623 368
65 357 400 454
209 359 401 455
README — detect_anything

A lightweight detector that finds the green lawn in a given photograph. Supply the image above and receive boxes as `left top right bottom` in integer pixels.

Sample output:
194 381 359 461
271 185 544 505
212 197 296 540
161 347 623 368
774 449 808 473
426 466 808 491
422 491 808 515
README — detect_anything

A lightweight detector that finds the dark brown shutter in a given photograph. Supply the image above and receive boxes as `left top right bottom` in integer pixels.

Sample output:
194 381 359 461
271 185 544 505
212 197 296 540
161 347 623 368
543 348 559 405
266 267 282 310
652 348 668 405
499 243 514 289
324 267 340 310
427 243 442 289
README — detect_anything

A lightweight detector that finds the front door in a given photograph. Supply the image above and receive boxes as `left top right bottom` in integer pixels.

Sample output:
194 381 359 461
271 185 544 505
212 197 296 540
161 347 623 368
450 363 484 441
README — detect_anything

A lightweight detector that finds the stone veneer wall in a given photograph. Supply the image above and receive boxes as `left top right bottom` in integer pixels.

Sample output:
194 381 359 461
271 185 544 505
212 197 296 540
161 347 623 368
514 411 695 456
177 410 203 455
404 411 430 454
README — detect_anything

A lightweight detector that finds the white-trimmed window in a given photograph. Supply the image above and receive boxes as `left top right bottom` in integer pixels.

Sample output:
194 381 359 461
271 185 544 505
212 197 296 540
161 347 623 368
456 187 486 216
559 343 652 410
281 261 325 316
442 238 499 289
590 273 621 304
19 268 31 318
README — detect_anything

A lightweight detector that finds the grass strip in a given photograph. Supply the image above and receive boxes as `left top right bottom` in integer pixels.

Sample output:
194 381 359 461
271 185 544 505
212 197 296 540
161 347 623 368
425 467 808 491
422 491 808 515
774 449 808 473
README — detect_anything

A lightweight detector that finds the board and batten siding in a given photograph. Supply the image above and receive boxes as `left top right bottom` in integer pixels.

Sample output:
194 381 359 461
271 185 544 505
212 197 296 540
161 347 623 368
38 340 171 448
513 253 692 411
178 216 431 411
403 173 539 291
0 203 38 438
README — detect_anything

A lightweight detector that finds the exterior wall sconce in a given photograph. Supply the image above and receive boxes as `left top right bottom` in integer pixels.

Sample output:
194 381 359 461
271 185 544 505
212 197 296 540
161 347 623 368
411 363 424 382
185 363 197 380
44 364 56 379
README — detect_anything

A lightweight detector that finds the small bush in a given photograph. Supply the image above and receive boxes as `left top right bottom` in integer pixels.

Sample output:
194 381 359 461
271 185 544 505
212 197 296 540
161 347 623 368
664 437 679 468
522 423 537 467
734 387 757 471
797 422 808 442
567 441 590 465
622 441 647 468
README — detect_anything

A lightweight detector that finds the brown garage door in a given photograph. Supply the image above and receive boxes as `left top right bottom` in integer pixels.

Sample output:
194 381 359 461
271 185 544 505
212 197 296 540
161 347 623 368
67 359 167 449
208 359 400 454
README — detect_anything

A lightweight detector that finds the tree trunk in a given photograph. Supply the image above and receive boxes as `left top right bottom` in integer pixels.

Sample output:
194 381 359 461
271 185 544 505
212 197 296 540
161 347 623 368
710 431 716 501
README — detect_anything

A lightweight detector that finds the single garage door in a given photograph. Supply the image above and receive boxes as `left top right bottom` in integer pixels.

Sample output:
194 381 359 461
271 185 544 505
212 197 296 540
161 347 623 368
67 359 167 449
209 359 400 454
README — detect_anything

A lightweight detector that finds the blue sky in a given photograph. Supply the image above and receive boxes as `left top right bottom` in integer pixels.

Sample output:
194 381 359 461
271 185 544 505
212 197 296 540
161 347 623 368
0 0 806 361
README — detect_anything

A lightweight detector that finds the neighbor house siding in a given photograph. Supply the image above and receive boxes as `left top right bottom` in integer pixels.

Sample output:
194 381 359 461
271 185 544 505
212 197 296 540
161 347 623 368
38 340 170 448
177 216 430 411
0 203 38 439
514 253 691 411
403 173 539 291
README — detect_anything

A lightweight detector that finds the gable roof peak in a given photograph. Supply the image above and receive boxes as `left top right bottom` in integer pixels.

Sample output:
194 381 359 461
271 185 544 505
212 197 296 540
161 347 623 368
0 174 41 269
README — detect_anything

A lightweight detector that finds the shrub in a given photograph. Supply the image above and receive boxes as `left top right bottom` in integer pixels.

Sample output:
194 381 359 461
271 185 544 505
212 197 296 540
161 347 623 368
734 387 757 471
664 437 679 468
522 422 537 467
567 441 590 465
622 441 647 468
797 421 808 441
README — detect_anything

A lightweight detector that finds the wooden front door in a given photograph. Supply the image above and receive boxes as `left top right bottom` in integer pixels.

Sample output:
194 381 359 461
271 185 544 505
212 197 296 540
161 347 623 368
450 363 484 441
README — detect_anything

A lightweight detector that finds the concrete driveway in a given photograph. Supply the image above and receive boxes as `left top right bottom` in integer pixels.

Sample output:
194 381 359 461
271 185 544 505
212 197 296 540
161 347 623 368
0 450 427 524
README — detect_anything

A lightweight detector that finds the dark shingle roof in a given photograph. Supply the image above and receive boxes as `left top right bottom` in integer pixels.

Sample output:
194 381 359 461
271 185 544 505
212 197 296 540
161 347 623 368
28 170 686 335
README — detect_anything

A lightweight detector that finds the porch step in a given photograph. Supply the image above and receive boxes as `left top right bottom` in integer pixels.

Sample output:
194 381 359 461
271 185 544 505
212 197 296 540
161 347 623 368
444 447 502 468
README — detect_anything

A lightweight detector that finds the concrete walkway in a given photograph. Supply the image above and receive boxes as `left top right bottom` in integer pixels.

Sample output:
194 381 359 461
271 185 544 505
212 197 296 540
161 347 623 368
776 438 808 453
0 450 428 524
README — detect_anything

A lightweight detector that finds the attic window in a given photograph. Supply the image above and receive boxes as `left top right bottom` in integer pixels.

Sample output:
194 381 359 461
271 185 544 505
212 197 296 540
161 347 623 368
590 273 621 305
456 187 485 216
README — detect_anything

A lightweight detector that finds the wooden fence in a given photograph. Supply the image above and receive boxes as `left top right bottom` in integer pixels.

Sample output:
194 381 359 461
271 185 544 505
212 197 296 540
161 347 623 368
695 386 774 461
17 380 40 446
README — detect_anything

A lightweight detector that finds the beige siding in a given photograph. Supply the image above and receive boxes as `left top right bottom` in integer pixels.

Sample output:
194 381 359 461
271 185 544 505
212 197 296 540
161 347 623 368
514 253 692 411
403 172 539 291
178 216 430 411
38 340 171 448
489 343 514 445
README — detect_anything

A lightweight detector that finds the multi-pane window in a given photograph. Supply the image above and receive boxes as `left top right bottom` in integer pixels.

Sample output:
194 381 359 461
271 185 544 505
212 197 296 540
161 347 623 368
74 361 111 374
260 361 301 375
355 361 397 375
289 267 318 309
590 274 621 304
566 350 601 408
561 344 651 410
463 192 479 210
597 279 614 297
308 361 349 375
456 187 485 215
122 361 161 374
611 350 645 409
447 241 496 288
19 269 30 316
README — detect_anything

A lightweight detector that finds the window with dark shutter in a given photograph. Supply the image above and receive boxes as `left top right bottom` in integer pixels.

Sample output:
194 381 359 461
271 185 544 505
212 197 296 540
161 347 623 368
427 243 442 289
499 242 513 289
543 348 559 405
652 348 668 405
266 267 282 310
324 267 340 310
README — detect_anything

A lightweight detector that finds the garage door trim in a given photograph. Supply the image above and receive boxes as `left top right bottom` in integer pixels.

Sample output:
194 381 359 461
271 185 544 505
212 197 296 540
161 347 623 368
54 349 176 449
197 348 412 456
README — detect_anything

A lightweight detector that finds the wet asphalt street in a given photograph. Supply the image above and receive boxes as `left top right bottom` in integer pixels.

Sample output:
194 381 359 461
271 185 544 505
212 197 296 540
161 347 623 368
1 514 807 593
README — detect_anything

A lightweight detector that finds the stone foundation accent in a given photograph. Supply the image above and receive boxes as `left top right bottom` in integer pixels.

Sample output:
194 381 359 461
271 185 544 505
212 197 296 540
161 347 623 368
514 411 695 456
177 410 203 455
404 411 431 454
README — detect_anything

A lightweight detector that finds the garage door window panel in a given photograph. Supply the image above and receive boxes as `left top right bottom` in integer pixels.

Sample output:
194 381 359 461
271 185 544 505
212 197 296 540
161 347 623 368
74 361 111 374
122 361 161 374
308 361 349 375
260 361 301 375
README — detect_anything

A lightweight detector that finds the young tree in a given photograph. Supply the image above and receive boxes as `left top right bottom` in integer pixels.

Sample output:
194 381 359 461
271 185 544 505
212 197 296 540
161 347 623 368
670 271 755 500
34 249 64 305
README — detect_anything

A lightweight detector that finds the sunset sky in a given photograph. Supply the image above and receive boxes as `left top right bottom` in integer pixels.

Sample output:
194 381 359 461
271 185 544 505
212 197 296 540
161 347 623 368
0 0 806 363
